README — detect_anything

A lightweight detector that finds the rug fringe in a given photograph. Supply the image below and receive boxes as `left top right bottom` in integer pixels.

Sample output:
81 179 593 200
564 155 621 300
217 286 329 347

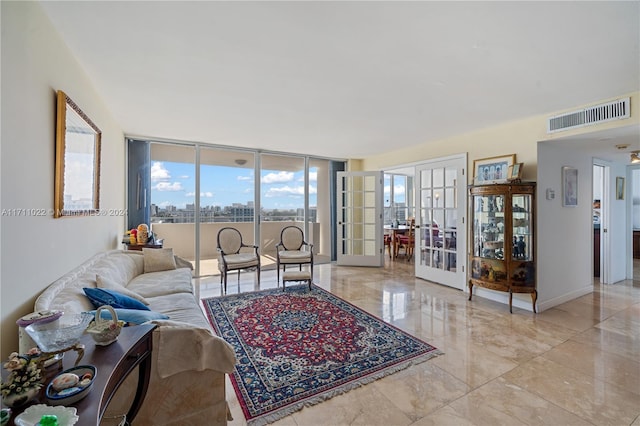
246 349 444 426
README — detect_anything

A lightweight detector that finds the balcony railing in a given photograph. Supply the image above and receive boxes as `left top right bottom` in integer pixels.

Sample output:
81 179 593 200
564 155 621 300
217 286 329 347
150 221 321 276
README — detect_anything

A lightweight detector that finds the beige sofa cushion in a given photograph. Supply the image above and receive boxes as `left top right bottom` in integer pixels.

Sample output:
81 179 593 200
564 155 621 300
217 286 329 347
96 274 149 306
127 268 194 298
143 248 177 273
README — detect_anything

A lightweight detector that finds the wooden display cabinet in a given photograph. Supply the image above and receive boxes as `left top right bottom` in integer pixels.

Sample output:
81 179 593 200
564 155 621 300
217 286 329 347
468 182 537 313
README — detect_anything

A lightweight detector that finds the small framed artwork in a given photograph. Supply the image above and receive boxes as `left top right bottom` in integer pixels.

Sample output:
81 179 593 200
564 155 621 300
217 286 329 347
507 162 524 181
473 154 516 185
562 166 578 207
616 177 625 200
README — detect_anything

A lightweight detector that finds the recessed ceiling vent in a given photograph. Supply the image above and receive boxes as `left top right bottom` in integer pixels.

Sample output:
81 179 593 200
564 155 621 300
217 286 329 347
547 97 630 133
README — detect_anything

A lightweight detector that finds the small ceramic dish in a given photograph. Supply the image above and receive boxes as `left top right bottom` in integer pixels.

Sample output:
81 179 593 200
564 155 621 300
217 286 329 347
14 405 78 426
45 365 96 406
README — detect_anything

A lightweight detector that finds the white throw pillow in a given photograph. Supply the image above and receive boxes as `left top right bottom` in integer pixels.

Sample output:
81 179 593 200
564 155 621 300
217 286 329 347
95 274 149 305
143 248 177 273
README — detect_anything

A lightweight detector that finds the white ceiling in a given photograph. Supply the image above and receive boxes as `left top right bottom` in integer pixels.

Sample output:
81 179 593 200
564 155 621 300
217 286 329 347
39 1 640 160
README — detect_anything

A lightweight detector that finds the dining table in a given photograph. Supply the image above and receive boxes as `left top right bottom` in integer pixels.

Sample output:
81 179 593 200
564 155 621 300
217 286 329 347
384 224 410 259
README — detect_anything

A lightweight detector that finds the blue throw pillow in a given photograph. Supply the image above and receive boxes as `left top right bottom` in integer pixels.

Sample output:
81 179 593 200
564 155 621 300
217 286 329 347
83 287 150 311
85 308 169 325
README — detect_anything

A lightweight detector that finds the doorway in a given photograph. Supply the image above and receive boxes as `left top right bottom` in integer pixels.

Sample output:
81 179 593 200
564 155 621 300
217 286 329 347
593 164 604 280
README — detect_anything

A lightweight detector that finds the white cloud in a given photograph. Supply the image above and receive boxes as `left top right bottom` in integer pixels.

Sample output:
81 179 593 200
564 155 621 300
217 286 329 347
178 175 190 179
185 192 214 197
237 176 253 181
262 171 294 184
151 162 171 181
153 181 183 191
297 172 318 182
264 185 305 198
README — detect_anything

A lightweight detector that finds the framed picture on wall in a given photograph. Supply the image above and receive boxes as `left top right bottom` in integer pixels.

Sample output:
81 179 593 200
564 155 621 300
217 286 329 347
473 154 516 185
616 177 625 200
562 166 578 207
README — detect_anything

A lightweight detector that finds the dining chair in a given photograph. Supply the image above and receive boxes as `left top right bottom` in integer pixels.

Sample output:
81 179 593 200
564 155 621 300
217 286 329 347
216 227 260 293
384 233 393 258
395 218 415 260
276 226 313 284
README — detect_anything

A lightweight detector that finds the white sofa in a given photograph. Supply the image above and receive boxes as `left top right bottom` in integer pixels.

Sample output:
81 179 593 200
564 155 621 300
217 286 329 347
34 250 237 425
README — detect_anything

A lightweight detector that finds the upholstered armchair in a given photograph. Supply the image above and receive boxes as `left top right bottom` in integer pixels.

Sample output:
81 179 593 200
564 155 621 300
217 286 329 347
276 226 313 284
217 227 260 293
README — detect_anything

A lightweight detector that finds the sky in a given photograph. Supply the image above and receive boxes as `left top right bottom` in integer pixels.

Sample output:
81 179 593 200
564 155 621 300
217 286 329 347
151 161 317 210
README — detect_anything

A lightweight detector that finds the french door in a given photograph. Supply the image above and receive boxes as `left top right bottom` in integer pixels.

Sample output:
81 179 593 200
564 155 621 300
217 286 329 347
415 155 467 290
337 171 384 266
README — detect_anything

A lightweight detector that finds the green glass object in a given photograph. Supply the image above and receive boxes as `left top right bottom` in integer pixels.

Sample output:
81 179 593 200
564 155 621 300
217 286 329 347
37 415 58 426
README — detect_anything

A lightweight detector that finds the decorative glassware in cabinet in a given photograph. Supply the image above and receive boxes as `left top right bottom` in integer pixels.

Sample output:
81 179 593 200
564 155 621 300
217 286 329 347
512 194 532 261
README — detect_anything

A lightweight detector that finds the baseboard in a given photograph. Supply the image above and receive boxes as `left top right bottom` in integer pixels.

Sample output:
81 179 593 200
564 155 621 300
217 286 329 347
535 285 593 312
473 288 537 312
472 284 592 313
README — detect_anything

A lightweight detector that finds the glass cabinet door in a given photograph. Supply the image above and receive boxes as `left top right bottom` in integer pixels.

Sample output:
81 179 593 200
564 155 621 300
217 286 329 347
472 194 505 259
512 193 532 261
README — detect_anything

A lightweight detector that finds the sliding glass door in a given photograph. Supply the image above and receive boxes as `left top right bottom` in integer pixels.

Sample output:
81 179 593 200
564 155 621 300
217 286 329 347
128 138 342 277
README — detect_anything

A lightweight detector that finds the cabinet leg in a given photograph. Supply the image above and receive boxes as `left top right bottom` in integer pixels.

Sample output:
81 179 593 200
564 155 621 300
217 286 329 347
509 290 513 314
468 281 473 301
531 290 538 313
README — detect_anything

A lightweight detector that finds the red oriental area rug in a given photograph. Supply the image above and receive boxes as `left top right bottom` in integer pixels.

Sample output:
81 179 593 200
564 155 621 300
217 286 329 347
202 284 442 426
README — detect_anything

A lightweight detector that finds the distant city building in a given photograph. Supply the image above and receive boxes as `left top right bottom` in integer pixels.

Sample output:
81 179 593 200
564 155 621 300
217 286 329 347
150 201 317 224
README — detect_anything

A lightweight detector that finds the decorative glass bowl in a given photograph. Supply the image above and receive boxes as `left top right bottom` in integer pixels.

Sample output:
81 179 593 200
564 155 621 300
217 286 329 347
25 313 93 353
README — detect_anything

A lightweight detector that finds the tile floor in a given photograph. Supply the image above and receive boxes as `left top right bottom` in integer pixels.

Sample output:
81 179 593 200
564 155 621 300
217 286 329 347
196 260 640 426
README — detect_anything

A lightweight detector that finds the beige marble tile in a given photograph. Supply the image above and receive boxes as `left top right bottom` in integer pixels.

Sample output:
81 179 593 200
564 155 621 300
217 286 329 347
573 290 636 312
446 377 592 426
503 356 640 425
459 321 555 364
595 310 640 339
571 326 640 362
429 336 519 389
288 382 413 426
534 306 601 332
372 360 469 421
542 339 640 396
410 405 478 426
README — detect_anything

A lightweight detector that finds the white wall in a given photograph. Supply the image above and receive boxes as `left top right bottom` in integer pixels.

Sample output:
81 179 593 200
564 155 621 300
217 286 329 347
633 169 640 229
607 160 628 283
536 143 630 311
1 2 124 357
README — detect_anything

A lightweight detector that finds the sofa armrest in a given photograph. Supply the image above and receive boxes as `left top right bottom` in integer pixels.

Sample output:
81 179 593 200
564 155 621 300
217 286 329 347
150 320 236 378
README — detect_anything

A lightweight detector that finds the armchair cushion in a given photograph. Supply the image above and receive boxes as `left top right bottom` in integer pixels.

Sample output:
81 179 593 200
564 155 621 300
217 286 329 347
278 250 312 262
222 253 259 269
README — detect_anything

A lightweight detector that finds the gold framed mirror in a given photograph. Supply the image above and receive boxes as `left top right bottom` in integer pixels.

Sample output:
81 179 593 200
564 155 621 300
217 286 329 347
54 90 101 218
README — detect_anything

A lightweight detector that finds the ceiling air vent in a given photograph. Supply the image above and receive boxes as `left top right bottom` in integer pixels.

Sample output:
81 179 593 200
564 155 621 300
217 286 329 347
547 97 630 133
